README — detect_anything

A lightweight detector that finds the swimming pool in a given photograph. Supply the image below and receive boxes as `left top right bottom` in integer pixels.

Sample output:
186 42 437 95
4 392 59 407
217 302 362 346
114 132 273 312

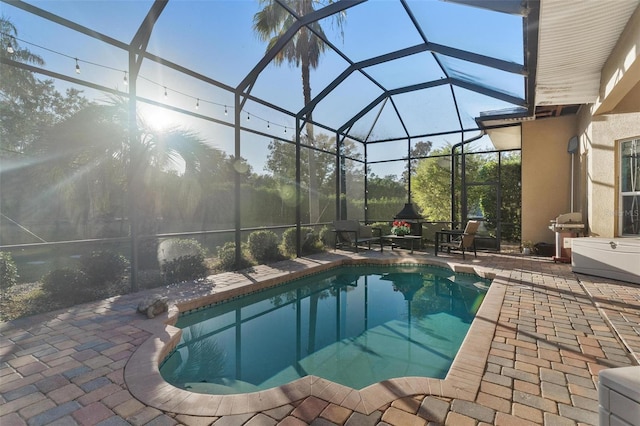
160 264 491 395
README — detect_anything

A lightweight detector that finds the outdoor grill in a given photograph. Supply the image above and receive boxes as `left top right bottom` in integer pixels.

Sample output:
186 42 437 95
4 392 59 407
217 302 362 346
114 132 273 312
549 212 585 262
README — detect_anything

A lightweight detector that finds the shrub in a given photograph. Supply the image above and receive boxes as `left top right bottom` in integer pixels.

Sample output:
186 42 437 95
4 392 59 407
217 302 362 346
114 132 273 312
319 226 335 248
0 286 48 321
79 250 129 287
247 230 281 263
0 252 18 294
370 221 391 235
281 227 323 256
158 238 205 263
41 268 92 305
161 253 208 284
216 242 252 272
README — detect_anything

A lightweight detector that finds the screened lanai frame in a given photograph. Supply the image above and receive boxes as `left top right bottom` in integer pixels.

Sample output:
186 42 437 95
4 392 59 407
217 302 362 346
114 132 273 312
0 0 539 288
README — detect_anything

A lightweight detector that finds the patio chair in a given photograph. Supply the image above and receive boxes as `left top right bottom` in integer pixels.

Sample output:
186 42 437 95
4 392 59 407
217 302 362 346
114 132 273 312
332 220 382 252
437 220 480 260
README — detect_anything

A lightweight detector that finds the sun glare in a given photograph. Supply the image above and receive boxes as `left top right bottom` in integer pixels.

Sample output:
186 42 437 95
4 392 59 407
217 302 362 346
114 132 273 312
142 106 175 132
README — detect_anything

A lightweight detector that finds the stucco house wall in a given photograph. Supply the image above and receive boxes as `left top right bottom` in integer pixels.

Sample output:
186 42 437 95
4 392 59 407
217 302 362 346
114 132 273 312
521 115 578 244
576 109 640 238
521 4 639 244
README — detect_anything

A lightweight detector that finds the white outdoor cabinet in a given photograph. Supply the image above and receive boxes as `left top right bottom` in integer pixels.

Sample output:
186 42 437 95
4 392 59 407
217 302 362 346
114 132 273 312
571 238 640 284
599 366 640 426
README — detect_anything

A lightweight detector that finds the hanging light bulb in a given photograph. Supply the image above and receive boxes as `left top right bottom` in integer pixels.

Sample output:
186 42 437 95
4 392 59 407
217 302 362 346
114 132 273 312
6 38 15 54
196 98 200 110
75 58 80 74
224 105 228 116
164 87 168 99
123 71 128 86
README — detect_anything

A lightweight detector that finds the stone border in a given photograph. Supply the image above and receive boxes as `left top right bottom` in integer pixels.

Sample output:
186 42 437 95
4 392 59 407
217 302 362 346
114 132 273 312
124 257 507 416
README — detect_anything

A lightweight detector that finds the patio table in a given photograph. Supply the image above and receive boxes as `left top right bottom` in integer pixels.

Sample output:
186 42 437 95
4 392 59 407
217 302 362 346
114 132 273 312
382 234 422 254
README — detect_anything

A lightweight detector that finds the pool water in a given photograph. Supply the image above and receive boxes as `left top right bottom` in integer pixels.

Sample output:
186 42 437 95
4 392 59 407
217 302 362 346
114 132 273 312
160 265 490 395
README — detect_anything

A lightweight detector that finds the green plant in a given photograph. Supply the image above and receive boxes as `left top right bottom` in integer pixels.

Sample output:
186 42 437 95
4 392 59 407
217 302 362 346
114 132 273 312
521 241 535 255
41 268 92 304
371 222 392 235
0 252 18 295
79 250 129 287
319 226 335 247
161 253 208 284
391 220 411 236
158 238 205 263
247 230 281 263
216 242 252 272
281 227 323 256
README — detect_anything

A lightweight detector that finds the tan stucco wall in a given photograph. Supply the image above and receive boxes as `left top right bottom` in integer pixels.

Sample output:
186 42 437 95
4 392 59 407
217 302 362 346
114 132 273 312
576 108 640 237
521 115 578 244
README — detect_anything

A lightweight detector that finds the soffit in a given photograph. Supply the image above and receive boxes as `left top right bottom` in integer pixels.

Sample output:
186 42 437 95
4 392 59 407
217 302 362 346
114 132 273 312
535 0 640 106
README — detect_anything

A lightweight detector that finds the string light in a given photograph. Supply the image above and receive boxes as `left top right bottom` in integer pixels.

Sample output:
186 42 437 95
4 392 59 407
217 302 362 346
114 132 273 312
1 32 295 134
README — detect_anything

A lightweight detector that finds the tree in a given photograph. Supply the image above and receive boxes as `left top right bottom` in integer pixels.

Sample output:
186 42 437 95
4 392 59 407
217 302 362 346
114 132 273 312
264 133 360 221
253 0 345 223
402 140 433 184
367 173 405 200
34 96 231 243
1 17 89 244
412 146 454 221
1 18 88 156
478 153 521 241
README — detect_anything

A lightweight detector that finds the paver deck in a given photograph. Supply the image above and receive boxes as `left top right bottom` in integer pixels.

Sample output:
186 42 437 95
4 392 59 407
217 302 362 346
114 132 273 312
1 249 638 426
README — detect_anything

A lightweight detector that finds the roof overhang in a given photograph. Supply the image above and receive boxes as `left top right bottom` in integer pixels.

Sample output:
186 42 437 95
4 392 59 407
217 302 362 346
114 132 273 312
535 0 640 110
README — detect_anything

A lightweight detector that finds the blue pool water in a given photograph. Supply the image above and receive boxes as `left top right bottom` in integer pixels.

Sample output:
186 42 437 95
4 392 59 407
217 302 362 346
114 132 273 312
160 265 490 394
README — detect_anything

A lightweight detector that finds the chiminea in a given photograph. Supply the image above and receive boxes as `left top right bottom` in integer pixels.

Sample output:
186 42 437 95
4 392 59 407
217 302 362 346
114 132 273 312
394 203 423 236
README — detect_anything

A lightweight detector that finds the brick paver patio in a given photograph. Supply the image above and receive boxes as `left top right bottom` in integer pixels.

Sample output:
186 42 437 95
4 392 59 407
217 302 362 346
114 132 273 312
1 249 638 425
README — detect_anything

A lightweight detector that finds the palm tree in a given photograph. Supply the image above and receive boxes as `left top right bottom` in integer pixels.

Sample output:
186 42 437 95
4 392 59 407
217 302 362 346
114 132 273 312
40 97 224 248
253 0 345 223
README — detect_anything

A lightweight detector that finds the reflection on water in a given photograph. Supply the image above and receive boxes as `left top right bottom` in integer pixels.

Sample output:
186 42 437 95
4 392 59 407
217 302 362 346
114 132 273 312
161 265 490 394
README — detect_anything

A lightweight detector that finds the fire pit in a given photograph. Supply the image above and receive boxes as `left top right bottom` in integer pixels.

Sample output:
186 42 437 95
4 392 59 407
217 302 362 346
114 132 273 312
394 203 424 236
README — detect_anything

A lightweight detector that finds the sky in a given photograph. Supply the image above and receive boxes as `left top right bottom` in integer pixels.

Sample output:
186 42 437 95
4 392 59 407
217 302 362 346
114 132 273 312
2 0 526 177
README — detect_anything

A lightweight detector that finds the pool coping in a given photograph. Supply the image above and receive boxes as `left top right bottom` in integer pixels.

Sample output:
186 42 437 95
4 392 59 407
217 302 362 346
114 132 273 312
124 256 507 416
